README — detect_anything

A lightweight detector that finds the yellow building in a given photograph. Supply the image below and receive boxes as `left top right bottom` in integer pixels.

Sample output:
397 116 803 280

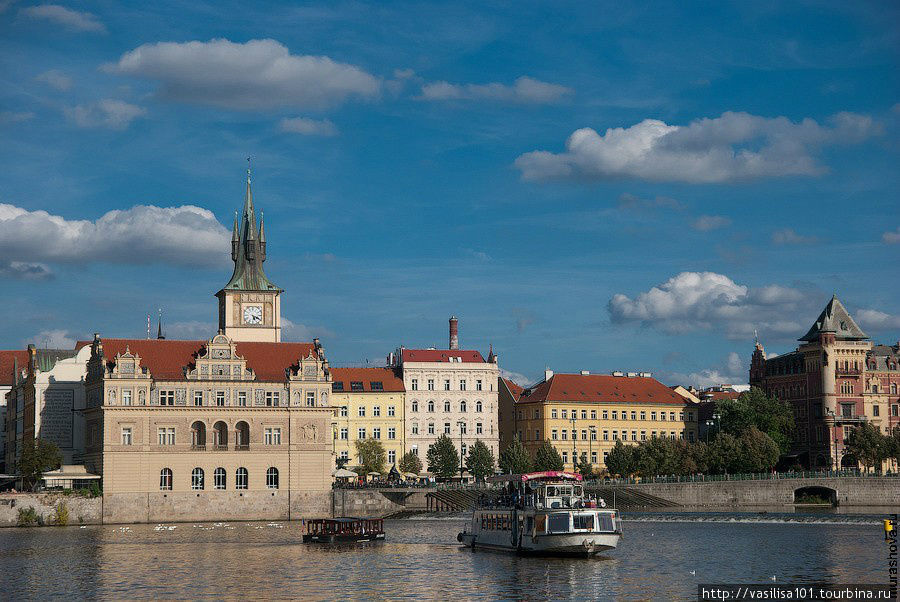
509 371 699 472
330 367 406 470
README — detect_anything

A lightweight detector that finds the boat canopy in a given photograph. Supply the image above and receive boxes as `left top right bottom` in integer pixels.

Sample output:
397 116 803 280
487 471 583 483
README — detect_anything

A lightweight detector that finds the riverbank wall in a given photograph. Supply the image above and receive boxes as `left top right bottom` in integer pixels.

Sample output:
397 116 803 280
0 493 102 527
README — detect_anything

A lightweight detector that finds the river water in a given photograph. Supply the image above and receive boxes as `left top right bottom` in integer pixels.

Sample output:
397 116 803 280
0 512 893 600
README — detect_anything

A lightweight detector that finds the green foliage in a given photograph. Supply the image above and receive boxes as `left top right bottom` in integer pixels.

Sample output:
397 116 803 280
426 434 460 478
716 387 795 454
399 451 423 475
335 456 350 470
532 441 564 471
738 427 781 472
575 456 594 479
498 439 532 474
354 438 387 475
844 423 890 472
53 501 69 526
465 440 496 481
17 438 62 492
888 427 900 464
794 492 831 505
17 506 41 527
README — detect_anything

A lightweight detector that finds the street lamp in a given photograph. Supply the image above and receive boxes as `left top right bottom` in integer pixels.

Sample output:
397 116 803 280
825 408 838 471
457 420 466 482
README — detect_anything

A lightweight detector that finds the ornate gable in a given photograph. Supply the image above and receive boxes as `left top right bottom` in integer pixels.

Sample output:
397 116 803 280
187 333 255 381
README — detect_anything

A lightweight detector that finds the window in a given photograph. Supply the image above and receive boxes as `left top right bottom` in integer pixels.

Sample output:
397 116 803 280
561 429 568 440
427 379 434 391
873 405 880 417
688 431 695 443
264 427 282 445
640 411 646 420
476 401 483 412
631 431 637 441
651 412 657 421
160 390 175 406
159 468 172 491
306 391 315 407
444 379 451 391
561 410 568 419
428 423 435 435
122 390 132 406
444 401 451 412
444 422 451 434
340 406 348 417
679 411 685 421
581 410 587 420
214 467 226 490
603 430 608 441
460 401 467 412
476 380 482 391
370 381 384 391
265 391 280 407
533 409 540 419
358 406 366 417
238 392 247 407
670 412 676 421
412 400 419 412
461 443 467 457
266 467 279 489
892 405 898 417
602 410 608 419
612 430 618 440
412 423 419 435
411 379 418 391
552 429 558 440
640 430 646 441
332 382 344 392
551 409 558 419
841 381 853 395
350 381 364 391
631 411 637 420
534 428 540 440
612 411 617 420
192 467 204 490
891 383 897 395
388 405 395 417
591 451 598 464
157 427 175 445
581 429 587 441
651 431 657 439
427 400 435 412
340 428 348 440
216 391 225 406
358 428 366 439
590 429 597 441
235 467 248 490
121 427 132 445
388 450 396 464
459 422 467 435
459 380 466 391
562 451 568 464
373 428 381 440
411 446 418 456
388 427 396 440
621 411 628 421
373 406 381 417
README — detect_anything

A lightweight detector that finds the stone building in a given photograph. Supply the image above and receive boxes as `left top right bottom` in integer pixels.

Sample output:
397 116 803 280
750 295 900 470
1 349 28 472
509 370 699 472
77 170 335 522
392 317 500 463
498 377 524 451
330 367 406 469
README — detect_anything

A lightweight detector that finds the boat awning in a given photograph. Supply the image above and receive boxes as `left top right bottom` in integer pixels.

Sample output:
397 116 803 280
42 465 101 480
487 471 583 483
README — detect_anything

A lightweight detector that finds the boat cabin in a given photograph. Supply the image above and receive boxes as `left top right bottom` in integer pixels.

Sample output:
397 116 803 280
303 517 385 543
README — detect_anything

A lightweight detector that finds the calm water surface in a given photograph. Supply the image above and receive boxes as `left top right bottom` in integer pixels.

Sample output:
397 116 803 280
0 514 891 600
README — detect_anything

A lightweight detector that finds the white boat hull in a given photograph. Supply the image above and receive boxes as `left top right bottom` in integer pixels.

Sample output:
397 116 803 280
459 531 619 556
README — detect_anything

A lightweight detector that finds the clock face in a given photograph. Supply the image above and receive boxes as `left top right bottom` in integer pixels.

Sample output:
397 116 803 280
242 305 263 324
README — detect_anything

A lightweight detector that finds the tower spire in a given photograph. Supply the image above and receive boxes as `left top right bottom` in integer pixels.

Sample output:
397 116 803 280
157 308 165 340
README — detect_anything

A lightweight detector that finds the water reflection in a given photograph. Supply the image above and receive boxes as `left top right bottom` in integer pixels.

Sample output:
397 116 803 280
0 516 887 601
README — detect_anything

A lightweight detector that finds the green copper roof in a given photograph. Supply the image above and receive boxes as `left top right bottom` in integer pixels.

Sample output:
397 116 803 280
220 174 281 293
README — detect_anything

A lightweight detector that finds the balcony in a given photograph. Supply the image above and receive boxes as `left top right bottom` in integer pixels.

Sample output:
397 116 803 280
191 444 206 451
836 368 861 376
212 444 228 451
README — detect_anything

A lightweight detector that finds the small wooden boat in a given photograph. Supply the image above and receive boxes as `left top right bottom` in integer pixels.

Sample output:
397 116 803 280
303 518 385 543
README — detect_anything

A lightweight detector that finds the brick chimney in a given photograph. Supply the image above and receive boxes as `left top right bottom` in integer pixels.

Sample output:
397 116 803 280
449 316 459 350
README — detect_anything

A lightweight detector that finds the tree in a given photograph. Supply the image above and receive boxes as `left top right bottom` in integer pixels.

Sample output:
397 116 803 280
465 440 496 481
335 456 350 470
575 456 594 479
888 427 900 468
532 441 564 471
499 439 532 474
717 387 795 454
399 451 423 475
18 438 62 491
706 433 744 474
738 427 780 473
354 439 386 475
844 423 889 473
604 441 635 477
427 434 460 478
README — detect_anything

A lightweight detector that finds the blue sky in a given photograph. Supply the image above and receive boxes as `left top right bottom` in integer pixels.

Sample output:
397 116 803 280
1 1 898 387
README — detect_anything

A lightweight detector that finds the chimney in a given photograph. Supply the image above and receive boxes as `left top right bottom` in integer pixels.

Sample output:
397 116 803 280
449 316 459 350
544 368 553 381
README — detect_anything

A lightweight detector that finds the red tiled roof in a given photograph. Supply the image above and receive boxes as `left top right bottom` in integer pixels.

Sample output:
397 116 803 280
75 339 316 382
502 378 524 399
400 349 485 363
331 367 405 392
518 373 688 406
0 350 29 386
700 390 740 401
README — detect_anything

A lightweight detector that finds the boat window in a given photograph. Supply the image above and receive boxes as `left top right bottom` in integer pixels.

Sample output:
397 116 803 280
545 486 556 497
574 514 594 530
547 513 570 533
597 513 615 532
574 486 583 497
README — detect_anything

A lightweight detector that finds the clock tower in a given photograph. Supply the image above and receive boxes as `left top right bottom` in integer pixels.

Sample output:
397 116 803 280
215 166 283 342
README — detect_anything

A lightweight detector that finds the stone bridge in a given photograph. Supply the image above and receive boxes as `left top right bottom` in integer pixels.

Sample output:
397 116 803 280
618 476 899 507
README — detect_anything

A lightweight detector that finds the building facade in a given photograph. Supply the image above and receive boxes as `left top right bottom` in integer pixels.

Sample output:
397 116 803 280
1 349 29 472
750 295 900 470
510 371 700 472
330 367 406 468
498 377 524 452
393 318 500 463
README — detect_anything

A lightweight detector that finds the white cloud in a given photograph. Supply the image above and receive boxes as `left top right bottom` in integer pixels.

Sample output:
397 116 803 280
500 368 533 388
0 203 230 267
855 309 900 331
279 117 338 136
0 260 53 280
516 111 879 183
20 4 105 32
0 110 35 123
772 228 819 245
420 76 571 104
25 329 77 349
105 38 380 110
281 318 334 342
608 271 817 339
35 69 72 90
662 352 748 389
882 227 900 244
691 215 732 231
64 99 146 130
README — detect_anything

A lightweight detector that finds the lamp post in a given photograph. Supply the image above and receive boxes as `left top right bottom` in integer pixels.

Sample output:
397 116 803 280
457 420 465 482
570 414 577 471
825 408 838 471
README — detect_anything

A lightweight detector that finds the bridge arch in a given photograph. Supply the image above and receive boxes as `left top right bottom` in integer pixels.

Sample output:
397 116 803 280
794 485 837 506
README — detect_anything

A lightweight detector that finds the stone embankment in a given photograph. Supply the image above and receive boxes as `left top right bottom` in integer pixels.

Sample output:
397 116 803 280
0 493 102 527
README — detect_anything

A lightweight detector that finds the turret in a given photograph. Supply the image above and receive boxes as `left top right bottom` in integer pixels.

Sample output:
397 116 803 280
749 332 766 386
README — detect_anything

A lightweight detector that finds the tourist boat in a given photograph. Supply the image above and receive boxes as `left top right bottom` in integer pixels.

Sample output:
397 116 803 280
457 471 621 556
303 517 385 543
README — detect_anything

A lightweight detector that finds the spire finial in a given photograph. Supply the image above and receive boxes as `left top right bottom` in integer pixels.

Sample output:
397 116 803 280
157 308 165 340
754 329 759 345
247 155 252 183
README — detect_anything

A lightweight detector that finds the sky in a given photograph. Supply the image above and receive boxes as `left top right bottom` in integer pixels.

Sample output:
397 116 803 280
1 1 898 388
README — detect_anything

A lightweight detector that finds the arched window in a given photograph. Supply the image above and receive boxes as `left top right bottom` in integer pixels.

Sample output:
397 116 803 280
444 400 451 412
191 421 206 448
427 400 434 412
872 384 879 394
235 421 250 449
891 383 897 395
460 400 467 413
212 421 228 449
214 467 226 490
235 467 248 490
321 392 328 406
411 400 419 412
191 467 204 490
159 468 172 491
476 401 483 413
266 467 279 490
